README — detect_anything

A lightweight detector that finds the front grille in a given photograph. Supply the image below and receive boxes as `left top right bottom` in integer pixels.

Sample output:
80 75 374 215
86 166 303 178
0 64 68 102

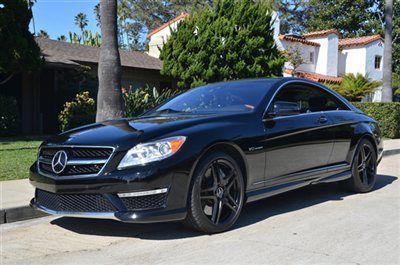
36 189 116 212
38 146 113 177
71 148 112 159
41 147 112 159
121 193 167 211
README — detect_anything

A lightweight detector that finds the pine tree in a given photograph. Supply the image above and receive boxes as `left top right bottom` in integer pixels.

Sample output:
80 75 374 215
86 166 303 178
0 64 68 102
304 0 379 38
160 0 285 89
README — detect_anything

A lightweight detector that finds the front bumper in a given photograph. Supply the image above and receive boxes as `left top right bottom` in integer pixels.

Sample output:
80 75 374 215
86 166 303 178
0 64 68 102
29 159 192 223
30 198 186 223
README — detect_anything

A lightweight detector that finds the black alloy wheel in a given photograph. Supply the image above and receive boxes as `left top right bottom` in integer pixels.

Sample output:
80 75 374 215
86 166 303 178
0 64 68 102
186 152 245 233
345 138 377 193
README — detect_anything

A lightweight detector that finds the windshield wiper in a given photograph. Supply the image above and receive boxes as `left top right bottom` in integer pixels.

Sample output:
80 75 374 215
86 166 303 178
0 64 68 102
155 108 189 114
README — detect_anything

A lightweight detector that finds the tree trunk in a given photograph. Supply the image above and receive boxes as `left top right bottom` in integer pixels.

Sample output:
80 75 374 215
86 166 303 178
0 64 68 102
382 0 393 102
96 0 124 122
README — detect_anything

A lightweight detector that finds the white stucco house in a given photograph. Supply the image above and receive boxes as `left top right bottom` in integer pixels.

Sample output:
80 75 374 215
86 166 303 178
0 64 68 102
147 12 384 101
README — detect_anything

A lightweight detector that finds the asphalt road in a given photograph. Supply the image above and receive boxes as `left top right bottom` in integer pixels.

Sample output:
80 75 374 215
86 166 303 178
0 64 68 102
1 154 399 265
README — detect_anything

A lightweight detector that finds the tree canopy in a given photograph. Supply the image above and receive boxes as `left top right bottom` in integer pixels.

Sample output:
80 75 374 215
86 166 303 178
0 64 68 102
160 0 285 89
303 0 381 38
0 0 42 83
93 0 212 50
275 0 399 76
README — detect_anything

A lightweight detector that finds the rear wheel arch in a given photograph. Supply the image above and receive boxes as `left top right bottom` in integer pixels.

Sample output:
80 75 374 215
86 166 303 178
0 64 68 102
350 133 377 165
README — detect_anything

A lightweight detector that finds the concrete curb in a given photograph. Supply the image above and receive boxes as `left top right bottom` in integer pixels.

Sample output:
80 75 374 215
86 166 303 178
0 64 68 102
1 205 48 224
1 148 400 225
383 149 400 157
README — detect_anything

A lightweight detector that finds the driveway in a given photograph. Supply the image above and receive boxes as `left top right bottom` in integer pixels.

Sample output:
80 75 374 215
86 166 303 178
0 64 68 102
1 154 399 265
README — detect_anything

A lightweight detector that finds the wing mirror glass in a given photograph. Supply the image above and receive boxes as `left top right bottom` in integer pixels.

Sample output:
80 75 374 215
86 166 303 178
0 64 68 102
264 101 300 121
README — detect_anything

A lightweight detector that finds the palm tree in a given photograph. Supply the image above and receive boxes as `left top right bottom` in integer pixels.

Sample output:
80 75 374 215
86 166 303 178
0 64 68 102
37 30 49 38
332 74 382 102
74 12 88 43
382 0 393 102
94 3 101 27
96 0 124 122
57 35 67 41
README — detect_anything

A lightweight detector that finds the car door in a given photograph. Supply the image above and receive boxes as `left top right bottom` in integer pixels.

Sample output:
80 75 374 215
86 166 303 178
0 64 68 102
261 83 337 186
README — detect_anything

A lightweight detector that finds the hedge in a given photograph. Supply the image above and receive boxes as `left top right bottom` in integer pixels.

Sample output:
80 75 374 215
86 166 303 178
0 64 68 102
353 102 400 139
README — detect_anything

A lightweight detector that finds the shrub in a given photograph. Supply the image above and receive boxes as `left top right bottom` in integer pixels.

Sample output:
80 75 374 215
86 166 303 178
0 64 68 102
58 91 96 132
124 86 180 117
160 0 285 89
353 102 400 139
0 95 20 136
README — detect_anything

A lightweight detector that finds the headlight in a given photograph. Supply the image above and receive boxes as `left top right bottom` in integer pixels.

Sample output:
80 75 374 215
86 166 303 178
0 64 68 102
117 136 186 169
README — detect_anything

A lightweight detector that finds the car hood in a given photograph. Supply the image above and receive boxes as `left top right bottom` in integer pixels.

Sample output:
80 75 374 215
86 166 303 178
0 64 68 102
42 114 245 149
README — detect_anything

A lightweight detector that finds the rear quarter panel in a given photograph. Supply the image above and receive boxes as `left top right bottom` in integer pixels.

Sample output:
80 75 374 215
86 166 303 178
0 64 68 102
326 110 382 166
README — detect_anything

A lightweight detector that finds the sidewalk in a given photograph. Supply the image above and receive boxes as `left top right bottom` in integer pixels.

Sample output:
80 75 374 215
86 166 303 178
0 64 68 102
383 139 400 156
1 139 400 224
0 179 47 224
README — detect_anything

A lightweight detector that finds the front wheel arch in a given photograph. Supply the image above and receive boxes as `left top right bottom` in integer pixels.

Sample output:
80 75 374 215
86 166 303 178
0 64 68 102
189 142 249 190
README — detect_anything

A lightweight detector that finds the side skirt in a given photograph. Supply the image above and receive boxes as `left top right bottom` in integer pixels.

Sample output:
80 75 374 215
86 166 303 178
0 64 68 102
245 164 351 203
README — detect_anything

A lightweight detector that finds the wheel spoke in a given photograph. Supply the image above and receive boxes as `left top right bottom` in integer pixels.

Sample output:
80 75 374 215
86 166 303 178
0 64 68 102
211 200 219 223
211 163 219 184
365 152 372 164
360 146 366 162
225 170 236 189
201 195 217 201
225 201 237 213
362 169 368 184
201 187 215 194
215 200 223 224
227 193 238 208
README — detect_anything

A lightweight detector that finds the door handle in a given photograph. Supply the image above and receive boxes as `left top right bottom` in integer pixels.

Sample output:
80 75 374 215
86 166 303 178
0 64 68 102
318 116 328 124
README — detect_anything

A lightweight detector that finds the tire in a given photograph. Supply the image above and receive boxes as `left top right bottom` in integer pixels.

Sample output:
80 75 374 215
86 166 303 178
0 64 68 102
343 138 377 193
186 151 245 234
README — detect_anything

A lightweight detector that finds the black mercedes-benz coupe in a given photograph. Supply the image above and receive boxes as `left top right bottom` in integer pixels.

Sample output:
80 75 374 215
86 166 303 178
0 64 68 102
30 78 383 233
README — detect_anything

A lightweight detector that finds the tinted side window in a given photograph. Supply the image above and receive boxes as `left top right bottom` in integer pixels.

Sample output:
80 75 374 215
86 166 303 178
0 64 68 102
270 84 349 114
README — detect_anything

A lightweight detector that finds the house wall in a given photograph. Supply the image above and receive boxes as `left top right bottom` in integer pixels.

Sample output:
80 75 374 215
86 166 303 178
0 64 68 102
83 63 175 90
341 46 367 76
271 11 280 42
148 19 184 58
365 40 384 81
279 40 317 73
12 63 174 136
308 33 338 76
121 67 175 90
338 51 347 76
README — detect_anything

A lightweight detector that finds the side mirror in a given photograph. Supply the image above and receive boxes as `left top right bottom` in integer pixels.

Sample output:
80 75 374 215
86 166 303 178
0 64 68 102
264 101 300 121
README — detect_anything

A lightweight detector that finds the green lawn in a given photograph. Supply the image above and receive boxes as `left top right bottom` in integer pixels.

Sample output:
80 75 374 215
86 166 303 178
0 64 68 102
0 137 44 181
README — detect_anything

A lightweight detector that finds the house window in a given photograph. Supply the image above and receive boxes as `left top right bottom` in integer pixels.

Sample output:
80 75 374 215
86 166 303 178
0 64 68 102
309 52 314 63
374 55 382 69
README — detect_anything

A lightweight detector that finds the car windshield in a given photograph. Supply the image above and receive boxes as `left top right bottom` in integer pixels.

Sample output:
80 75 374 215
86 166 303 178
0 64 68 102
146 81 272 115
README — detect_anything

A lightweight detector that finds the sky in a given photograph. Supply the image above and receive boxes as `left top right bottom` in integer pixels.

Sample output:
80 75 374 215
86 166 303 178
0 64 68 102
29 0 100 39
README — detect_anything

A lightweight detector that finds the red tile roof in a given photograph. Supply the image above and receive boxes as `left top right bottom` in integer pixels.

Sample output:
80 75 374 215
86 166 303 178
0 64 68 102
147 13 189 38
284 69 343 83
338 35 383 49
278 35 320 47
304 29 340 38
